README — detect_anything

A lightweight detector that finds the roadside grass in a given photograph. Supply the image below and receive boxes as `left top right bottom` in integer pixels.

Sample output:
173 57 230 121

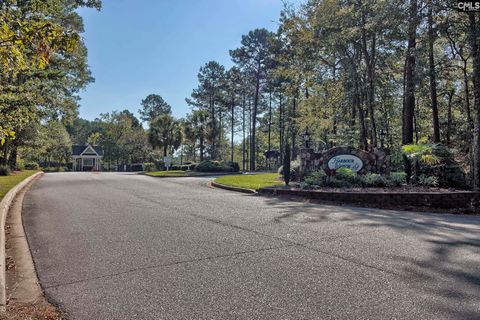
146 170 192 177
0 170 38 201
214 173 284 191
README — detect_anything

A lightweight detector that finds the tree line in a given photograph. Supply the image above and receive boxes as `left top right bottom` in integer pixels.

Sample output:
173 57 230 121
0 0 101 168
1 0 480 189
178 0 480 189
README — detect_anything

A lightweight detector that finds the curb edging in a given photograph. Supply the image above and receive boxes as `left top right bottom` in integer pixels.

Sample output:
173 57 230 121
0 171 43 312
210 181 257 194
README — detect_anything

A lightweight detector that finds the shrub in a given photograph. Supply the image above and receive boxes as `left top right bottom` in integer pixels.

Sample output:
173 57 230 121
362 173 388 187
402 143 466 188
15 159 25 171
195 160 238 173
25 162 40 170
418 175 439 187
303 170 327 187
442 164 466 188
336 167 356 180
388 172 407 187
227 161 240 173
143 163 157 172
0 165 11 176
326 177 352 188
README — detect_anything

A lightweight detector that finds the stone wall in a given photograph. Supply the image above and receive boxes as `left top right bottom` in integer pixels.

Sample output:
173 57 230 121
258 188 480 212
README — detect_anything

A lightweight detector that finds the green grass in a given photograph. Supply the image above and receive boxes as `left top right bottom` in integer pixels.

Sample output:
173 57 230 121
145 170 193 177
0 170 38 201
214 173 284 191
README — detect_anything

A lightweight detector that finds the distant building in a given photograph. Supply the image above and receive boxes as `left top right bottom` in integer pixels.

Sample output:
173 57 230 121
72 144 104 171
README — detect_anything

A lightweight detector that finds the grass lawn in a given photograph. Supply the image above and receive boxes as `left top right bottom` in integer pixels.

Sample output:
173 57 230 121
214 173 284 191
0 170 38 201
145 170 193 177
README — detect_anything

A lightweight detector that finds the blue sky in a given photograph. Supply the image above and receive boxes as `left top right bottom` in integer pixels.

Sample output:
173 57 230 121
77 0 296 120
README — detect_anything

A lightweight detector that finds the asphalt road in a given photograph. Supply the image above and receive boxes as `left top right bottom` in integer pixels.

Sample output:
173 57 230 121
23 172 480 319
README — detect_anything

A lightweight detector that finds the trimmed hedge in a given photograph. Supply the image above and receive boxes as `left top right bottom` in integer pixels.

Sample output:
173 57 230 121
195 160 240 173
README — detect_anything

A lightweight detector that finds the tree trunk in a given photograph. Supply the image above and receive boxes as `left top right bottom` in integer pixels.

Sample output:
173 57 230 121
200 132 205 162
361 10 377 147
210 96 216 159
463 61 474 135
291 97 297 159
231 96 235 162
428 1 440 143
267 91 272 169
403 0 418 145
242 95 246 171
469 13 480 190
193 142 197 163
446 90 453 146
7 146 17 168
250 76 260 171
354 70 368 150
279 94 284 163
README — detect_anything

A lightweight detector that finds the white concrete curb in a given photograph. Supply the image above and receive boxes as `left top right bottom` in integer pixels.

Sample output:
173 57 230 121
0 172 43 312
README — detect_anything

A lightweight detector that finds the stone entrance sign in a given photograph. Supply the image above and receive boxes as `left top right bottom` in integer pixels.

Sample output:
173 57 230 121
327 154 364 172
299 146 391 178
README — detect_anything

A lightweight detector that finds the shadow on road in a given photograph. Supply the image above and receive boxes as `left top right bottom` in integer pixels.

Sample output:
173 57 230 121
262 196 480 318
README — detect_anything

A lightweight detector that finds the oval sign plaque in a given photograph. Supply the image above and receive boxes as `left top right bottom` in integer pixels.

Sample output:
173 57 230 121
327 154 364 172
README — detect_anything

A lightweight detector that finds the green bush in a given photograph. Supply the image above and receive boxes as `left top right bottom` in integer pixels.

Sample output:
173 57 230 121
15 159 25 171
402 143 466 188
303 170 327 188
388 171 407 187
143 163 157 172
0 165 11 176
195 160 239 173
326 177 353 188
363 173 388 187
227 161 240 173
24 162 40 170
336 167 356 181
418 175 439 187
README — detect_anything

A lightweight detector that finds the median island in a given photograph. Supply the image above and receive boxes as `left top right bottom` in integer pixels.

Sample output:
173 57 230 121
213 173 284 191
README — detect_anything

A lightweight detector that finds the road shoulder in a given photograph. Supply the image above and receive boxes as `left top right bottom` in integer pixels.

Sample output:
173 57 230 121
1 174 62 319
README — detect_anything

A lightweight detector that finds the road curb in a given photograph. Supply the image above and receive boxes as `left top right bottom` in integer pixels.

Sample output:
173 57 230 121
210 181 257 194
0 171 43 312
